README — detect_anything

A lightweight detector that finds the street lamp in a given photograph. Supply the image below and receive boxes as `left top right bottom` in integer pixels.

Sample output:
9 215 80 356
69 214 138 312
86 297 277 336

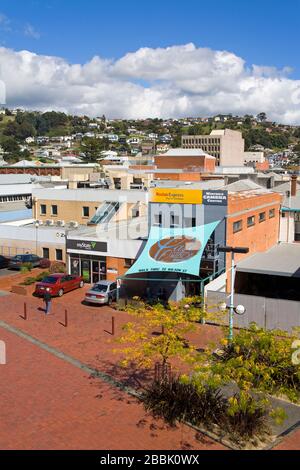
218 246 249 340
34 221 39 256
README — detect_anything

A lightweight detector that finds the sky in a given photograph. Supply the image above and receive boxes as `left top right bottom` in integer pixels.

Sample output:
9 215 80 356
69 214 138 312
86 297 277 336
0 0 300 123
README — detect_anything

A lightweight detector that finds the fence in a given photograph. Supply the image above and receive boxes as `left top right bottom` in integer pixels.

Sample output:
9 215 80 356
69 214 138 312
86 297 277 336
206 290 300 333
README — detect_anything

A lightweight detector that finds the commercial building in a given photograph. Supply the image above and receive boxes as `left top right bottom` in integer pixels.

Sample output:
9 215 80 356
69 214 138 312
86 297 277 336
181 129 245 166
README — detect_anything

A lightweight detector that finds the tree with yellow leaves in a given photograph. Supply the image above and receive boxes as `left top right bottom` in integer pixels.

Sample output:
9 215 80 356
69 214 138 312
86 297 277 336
115 296 205 376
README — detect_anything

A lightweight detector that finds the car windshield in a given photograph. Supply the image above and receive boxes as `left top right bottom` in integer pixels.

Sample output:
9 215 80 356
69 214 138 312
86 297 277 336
42 276 58 284
91 284 108 293
13 256 23 261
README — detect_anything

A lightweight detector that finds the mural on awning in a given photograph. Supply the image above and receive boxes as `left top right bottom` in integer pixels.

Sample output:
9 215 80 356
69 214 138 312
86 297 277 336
126 221 220 276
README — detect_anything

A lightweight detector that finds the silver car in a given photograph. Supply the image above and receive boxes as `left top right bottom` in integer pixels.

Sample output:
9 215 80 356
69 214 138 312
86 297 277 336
84 280 119 305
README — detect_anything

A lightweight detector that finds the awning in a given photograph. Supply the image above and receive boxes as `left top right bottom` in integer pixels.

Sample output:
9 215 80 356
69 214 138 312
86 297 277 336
125 220 220 277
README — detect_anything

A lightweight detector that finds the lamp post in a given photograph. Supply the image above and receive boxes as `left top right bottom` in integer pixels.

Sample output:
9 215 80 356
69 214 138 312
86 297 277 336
34 221 39 256
218 246 249 340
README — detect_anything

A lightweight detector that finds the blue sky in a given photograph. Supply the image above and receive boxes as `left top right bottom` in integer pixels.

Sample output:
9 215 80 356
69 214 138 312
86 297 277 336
1 0 300 122
1 0 300 75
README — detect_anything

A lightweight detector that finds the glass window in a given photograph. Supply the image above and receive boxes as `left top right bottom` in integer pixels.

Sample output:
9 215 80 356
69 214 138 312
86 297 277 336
124 258 132 268
51 205 58 216
247 216 255 227
233 220 243 233
42 248 50 259
56 249 63 261
40 204 46 215
83 206 90 218
259 212 266 223
269 209 275 219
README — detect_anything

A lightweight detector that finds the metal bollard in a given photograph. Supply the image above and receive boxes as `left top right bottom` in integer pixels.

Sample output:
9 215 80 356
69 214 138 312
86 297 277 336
23 302 27 320
112 316 115 336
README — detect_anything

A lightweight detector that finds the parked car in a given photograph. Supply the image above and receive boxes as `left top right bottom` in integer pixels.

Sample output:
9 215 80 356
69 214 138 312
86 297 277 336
34 273 84 297
84 280 119 305
9 254 42 270
0 255 10 269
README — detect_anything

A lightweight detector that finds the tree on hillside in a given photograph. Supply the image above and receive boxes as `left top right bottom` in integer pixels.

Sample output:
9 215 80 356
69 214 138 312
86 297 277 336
257 112 267 122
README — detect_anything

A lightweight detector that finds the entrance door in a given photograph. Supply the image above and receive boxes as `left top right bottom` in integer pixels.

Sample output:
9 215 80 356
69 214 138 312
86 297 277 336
92 260 100 284
81 259 91 283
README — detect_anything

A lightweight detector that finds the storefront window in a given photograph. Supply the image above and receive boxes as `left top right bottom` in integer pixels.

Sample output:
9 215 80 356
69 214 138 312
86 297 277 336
81 259 91 283
71 258 80 276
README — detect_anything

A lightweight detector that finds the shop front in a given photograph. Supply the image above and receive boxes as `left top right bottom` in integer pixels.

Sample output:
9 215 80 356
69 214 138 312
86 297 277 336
67 238 108 284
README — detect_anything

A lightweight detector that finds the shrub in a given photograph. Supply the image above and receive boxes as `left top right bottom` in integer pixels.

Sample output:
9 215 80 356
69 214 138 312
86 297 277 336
35 271 50 282
39 258 51 269
49 262 66 274
142 377 227 427
214 324 300 402
224 392 270 441
20 277 36 286
21 262 33 273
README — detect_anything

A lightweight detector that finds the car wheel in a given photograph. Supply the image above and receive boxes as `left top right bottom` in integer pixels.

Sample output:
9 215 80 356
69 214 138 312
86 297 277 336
79 281 84 288
108 296 113 306
58 289 64 297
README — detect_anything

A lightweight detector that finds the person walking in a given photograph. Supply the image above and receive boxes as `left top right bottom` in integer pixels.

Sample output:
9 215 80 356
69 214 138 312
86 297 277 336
43 291 52 315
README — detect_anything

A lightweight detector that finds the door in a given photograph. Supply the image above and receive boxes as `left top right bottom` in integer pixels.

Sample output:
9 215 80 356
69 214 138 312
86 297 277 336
81 259 91 283
92 260 100 284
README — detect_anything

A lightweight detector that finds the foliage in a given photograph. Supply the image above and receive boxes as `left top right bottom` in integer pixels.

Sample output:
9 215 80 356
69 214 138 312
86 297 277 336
39 258 51 269
225 391 270 440
142 377 276 442
142 377 227 427
49 262 66 274
20 262 33 273
115 297 204 370
20 271 50 286
193 324 300 402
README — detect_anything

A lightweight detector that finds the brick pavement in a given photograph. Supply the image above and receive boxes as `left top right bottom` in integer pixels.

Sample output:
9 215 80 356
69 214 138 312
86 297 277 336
0 327 225 450
0 290 299 450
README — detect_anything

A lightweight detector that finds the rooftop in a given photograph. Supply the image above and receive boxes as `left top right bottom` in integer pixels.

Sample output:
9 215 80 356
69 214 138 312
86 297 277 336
236 243 300 278
158 148 215 159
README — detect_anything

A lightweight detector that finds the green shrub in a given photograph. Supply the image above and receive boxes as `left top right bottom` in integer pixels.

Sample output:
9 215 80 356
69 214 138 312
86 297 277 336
225 391 270 441
35 271 50 282
214 324 300 402
21 262 33 272
20 277 36 286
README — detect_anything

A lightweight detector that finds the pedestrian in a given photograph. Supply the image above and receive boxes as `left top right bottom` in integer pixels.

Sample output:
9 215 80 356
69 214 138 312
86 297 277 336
43 291 52 315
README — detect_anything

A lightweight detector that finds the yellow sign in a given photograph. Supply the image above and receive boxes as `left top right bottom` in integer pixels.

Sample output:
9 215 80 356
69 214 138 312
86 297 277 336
150 188 203 204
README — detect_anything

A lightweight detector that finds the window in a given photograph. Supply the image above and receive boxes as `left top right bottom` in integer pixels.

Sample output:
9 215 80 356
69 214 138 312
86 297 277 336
259 212 266 223
184 217 196 228
83 206 90 218
247 216 255 227
269 208 275 219
124 258 132 268
42 247 50 259
132 208 140 218
40 204 46 215
51 205 58 216
154 213 162 227
56 249 63 261
233 220 243 233
171 214 180 227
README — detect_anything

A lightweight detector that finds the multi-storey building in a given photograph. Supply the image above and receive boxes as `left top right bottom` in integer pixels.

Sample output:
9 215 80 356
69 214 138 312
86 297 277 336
181 129 245 166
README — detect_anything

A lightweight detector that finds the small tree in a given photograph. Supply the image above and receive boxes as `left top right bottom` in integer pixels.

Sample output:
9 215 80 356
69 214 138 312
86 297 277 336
116 297 205 377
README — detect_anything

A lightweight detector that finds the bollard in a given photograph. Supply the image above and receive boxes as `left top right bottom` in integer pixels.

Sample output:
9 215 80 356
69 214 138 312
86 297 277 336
64 309 68 328
23 302 27 321
161 325 165 335
112 316 115 336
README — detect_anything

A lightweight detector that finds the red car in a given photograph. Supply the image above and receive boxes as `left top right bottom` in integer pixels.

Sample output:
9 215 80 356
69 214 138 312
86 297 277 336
34 273 84 297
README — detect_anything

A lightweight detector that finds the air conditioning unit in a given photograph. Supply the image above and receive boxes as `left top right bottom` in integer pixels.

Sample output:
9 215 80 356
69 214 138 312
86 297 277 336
56 220 65 227
69 221 79 229
45 219 54 226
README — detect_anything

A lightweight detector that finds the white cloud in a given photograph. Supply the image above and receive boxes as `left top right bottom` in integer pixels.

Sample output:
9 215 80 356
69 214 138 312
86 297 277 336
24 24 41 40
0 43 300 123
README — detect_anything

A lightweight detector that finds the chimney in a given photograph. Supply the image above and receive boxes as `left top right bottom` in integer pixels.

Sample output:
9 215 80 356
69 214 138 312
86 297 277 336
291 174 298 197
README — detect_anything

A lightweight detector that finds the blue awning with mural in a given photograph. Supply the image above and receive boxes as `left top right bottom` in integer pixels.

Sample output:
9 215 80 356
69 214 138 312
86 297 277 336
126 220 220 277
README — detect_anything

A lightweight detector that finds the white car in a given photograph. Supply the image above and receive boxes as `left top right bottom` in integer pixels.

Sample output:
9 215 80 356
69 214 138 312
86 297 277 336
84 280 119 305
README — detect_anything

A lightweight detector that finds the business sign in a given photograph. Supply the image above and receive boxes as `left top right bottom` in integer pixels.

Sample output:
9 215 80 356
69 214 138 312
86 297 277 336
126 221 220 276
150 188 203 205
67 239 107 252
203 190 228 206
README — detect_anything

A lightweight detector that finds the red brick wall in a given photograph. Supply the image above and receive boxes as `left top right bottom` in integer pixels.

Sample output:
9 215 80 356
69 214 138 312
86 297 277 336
106 257 132 281
154 155 215 172
225 192 282 290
